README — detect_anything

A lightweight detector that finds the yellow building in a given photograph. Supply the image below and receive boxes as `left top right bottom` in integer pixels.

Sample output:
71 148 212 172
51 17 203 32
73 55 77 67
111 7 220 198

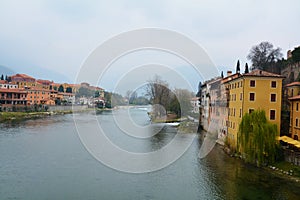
289 95 300 140
223 69 284 149
285 82 300 98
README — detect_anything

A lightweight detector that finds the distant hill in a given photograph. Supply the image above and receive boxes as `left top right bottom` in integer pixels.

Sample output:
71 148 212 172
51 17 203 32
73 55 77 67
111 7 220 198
0 65 16 76
0 64 71 83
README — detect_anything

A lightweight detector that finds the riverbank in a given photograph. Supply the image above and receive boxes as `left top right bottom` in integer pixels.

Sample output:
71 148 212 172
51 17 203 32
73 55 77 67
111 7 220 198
0 107 99 122
265 161 300 183
221 144 300 184
149 114 198 133
0 111 73 122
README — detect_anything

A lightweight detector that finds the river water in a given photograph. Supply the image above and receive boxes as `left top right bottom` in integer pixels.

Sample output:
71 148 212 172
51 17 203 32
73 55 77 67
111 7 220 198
1 107 300 200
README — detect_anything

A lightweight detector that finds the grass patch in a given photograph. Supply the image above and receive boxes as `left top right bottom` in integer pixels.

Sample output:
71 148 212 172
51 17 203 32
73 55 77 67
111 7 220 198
0 110 74 122
271 161 300 178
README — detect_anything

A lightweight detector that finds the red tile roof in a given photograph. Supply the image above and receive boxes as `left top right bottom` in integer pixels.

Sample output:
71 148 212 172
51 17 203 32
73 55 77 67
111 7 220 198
0 80 8 84
285 82 300 87
24 87 52 92
289 95 300 101
223 69 284 84
191 97 200 101
37 79 53 85
12 74 35 79
68 84 81 87
243 69 285 78
0 88 27 93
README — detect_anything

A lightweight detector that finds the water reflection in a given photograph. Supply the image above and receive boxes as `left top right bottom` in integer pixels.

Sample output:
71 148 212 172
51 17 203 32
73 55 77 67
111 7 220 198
1 110 300 199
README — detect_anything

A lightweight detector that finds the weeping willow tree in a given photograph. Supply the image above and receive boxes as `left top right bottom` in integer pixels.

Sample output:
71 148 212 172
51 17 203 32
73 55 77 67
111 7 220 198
237 110 278 167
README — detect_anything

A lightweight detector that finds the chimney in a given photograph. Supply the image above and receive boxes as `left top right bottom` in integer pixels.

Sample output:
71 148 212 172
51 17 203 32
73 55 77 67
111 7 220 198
227 71 232 77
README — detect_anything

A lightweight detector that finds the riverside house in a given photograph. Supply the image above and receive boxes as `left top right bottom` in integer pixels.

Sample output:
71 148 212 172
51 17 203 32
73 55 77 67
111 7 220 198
223 69 284 150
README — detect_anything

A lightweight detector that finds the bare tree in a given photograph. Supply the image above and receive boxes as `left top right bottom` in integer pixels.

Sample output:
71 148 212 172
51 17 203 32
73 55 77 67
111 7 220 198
125 90 132 101
146 75 171 118
247 41 283 70
172 88 193 116
146 75 194 118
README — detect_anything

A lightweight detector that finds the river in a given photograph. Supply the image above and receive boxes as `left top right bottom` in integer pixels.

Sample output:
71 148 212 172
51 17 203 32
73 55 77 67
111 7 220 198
1 107 300 200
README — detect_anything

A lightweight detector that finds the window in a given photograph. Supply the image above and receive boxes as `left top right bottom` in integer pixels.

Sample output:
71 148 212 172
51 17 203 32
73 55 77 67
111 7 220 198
271 94 276 102
271 81 276 88
239 108 242 118
297 103 299 111
296 118 298 127
270 110 276 120
250 80 255 87
249 109 254 114
240 81 243 87
249 93 255 101
240 93 243 100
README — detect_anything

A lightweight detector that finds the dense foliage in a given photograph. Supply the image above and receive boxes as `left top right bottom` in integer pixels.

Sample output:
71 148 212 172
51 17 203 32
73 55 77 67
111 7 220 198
237 110 279 167
58 85 64 92
292 47 300 63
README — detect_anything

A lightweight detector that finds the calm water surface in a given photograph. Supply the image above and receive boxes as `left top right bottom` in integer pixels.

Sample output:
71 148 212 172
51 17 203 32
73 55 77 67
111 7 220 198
1 108 300 200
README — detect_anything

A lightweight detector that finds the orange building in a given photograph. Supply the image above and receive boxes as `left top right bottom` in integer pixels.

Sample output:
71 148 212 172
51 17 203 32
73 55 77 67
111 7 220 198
36 79 53 90
289 95 300 140
25 87 55 105
0 88 27 107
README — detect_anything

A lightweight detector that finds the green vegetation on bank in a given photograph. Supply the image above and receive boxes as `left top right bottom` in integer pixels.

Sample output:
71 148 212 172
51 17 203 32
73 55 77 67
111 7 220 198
0 110 74 122
271 161 300 178
237 110 279 167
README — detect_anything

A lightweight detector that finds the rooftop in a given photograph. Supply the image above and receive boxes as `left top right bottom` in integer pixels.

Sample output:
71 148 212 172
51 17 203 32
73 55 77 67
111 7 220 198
12 73 35 80
0 88 27 93
223 69 284 84
0 80 8 84
243 69 285 78
37 79 53 84
289 95 300 101
285 82 300 87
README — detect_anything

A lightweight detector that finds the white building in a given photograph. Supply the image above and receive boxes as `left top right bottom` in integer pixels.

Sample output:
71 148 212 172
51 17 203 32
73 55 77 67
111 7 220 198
190 97 199 113
199 76 227 144
0 81 18 89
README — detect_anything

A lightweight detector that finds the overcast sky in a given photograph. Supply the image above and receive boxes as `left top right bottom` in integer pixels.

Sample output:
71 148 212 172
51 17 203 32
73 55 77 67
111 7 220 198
0 0 299 92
